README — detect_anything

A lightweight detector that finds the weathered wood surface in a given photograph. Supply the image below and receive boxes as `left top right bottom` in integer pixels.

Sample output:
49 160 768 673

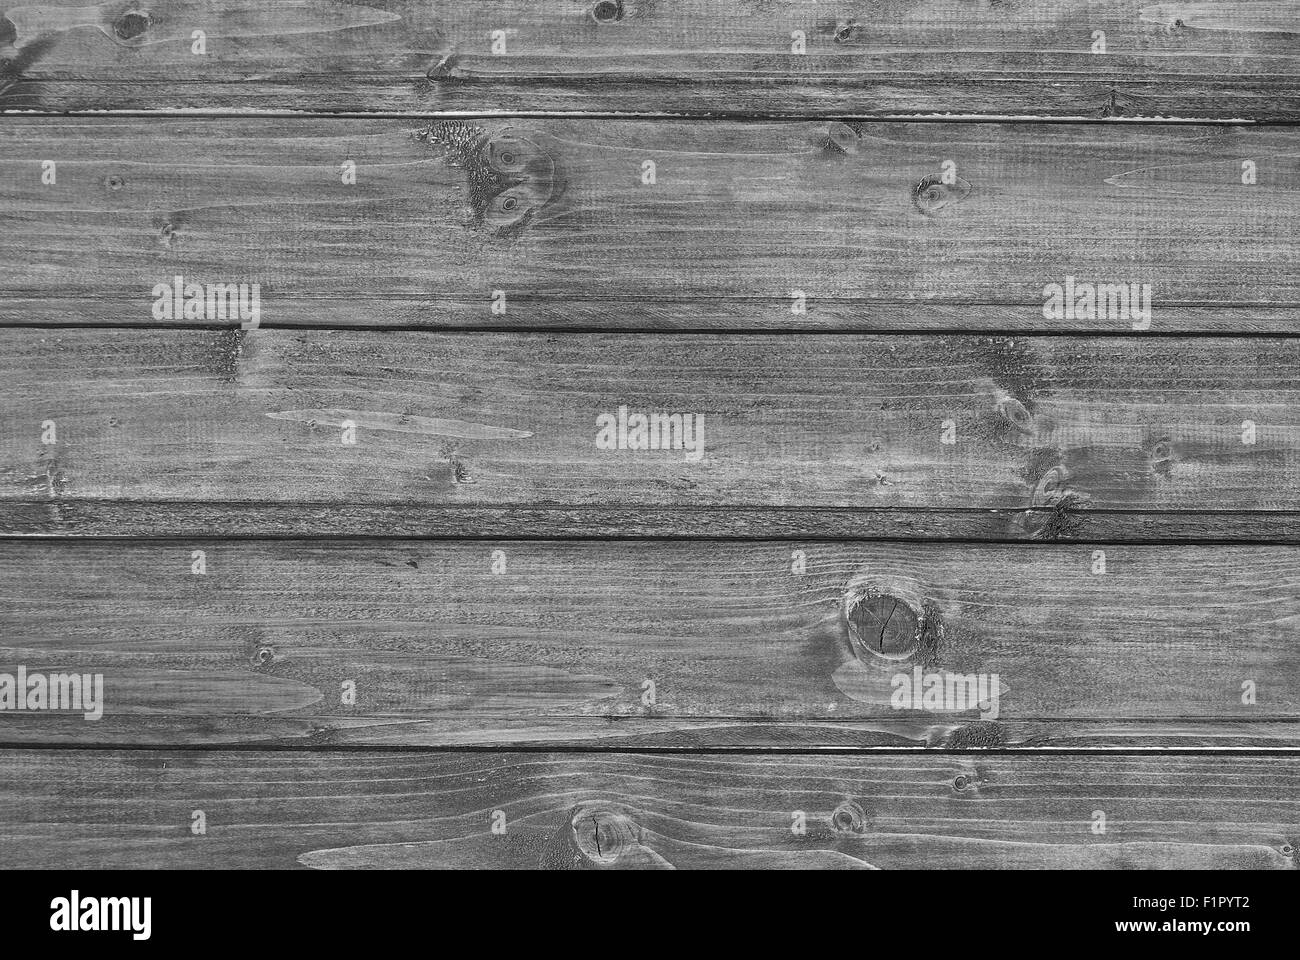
16 502 1300 541
2 119 1297 327
0 331 1298 530
0 539 1296 748
0 751 1294 868
1 1 1298 118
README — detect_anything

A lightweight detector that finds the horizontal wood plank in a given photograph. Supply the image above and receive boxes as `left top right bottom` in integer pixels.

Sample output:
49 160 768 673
1 1 1297 118
1 119 1297 326
0 331 1298 526
14 502 1300 541
0 751 1294 868
0 539 1297 747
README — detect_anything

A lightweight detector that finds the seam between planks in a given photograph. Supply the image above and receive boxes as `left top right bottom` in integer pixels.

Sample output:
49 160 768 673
1 110 1299 125
2 324 1300 336
0 743 1297 755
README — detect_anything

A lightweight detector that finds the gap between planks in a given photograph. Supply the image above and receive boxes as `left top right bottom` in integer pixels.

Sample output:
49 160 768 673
0 110 1288 124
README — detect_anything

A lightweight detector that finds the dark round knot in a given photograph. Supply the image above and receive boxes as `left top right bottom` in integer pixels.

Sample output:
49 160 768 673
113 11 151 41
592 1 624 23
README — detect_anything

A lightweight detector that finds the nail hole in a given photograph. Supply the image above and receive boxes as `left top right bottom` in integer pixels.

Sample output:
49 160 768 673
593 1 623 23
105 175 125 191
953 775 970 790
252 645 275 667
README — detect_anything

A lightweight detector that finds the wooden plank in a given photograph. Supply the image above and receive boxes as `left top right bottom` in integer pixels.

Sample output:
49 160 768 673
1 119 1297 327
14 502 1300 541
0 330 1298 526
1 539 1297 747
0 751 1294 868
1 1 1297 118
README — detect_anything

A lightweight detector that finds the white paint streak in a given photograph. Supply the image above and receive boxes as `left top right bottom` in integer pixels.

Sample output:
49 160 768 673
1104 153 1300 187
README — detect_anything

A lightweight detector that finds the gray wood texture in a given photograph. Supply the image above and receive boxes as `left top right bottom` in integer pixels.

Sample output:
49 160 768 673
1 1 1297 873
0 331 1296 533
14 502 1300 541
1 119 1296 328
0 540 1296 748
0 751 1294 868
1 1 1297 118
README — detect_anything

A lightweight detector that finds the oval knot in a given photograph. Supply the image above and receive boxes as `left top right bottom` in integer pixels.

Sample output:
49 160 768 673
912 173 972 216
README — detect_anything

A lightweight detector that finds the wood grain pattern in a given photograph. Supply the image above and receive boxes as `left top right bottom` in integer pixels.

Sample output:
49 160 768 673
1 1 1297 118
0 539 1297 747
15 501 1300 541
0 330 1297 526
2 119 1297 327
2 2 1295 875
0 751 1294 868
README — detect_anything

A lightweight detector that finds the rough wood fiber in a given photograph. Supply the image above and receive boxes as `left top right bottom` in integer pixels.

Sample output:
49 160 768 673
0 0 1295 876
1 119 1296 326
0 539 1297 747
1 331 1297 525
1 1 1297 118
0 751 1294 869
13 502 1300 541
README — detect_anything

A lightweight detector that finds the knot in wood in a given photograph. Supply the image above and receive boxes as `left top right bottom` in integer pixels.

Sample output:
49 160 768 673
912 173 972 216
831 800 868 834
483 131 561 231
425 53 458 80
996 395 1034 434
484 133 541 177
951 767 989 793
1027 466 1085 539
1148 435 1175 475
421 123 565 233
569 802 640 864
1030 464 1070 507
825 122 860 156
592 0 624 23
113 10 151 41
845 592 921 661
